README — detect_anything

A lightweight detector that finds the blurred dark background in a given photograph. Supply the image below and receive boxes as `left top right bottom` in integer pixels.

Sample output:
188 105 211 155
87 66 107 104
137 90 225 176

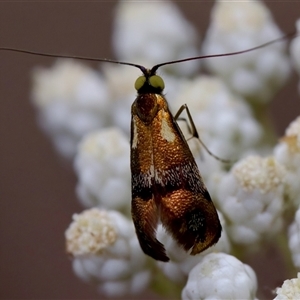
0 2 299 299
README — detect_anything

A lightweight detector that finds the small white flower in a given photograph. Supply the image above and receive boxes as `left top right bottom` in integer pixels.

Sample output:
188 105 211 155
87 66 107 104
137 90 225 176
288 208 300 268
274 272 300 300
113 0 200 76
202 0 290 102
156 211 231 284
31 59 109 158
65 208 117 255
74 127 131 214
217 155 286 245
182 252 258 300
274 116 300 207
65 208 151 297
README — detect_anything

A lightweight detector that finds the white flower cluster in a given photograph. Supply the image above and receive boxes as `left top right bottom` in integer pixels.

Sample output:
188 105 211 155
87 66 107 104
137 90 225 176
113 0 200 76
182 253 258 300
172 76 263 160
217 155 286 245
284 117 300 267
274 116 300 207
65 208 117 255
65 208 151 297
202 0 291 102
31 60 109 158
275 273 300 300
29 0 300 299
74 128 131 214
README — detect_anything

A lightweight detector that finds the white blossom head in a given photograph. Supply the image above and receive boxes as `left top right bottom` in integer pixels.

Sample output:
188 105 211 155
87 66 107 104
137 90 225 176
172 75 262 161
274 116 300 207
276 116 300 155
217 155 286 245
274 273 300 300
65 208 151 297
202 0 290 102
31 59 109 158
74 128 130 214
182 252 258 300
113 0 200 76
65 208 117 255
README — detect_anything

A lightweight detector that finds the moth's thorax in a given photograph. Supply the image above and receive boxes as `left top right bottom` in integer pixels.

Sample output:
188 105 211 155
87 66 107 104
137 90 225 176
132 93 166 124
131 93 190 174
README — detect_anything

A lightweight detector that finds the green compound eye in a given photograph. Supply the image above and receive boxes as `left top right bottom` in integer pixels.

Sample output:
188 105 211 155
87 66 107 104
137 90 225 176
134 76 146 91
149 75 165 90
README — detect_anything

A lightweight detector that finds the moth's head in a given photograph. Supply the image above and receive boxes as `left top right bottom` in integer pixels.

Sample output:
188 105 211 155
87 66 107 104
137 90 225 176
134 68 165 94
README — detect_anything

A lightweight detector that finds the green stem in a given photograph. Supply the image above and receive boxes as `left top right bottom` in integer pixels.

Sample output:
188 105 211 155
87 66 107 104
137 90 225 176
251 101 278 146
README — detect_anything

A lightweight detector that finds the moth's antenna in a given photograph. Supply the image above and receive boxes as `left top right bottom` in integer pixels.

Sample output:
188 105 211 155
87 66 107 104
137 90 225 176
0 46 148 75
1 30 298 75
150 30 298 74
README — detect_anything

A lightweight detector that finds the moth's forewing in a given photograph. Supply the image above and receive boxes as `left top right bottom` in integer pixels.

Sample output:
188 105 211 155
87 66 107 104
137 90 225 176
152 96 221 254
131 97 169 262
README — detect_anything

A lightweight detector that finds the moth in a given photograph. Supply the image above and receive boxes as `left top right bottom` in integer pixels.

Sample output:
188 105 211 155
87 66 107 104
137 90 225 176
130 66 220 262
0 31 295 262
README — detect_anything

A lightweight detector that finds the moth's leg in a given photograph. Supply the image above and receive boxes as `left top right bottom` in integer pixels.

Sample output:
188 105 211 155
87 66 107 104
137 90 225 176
174 104 231 163
174 104 199 140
